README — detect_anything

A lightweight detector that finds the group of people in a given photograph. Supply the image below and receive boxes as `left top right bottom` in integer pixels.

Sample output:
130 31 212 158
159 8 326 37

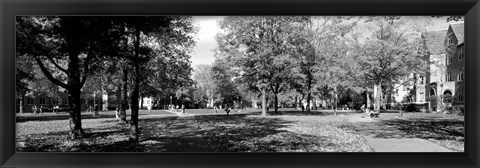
168 104 185 114
31 105 43 115
86 104 100 117
360 104 378 118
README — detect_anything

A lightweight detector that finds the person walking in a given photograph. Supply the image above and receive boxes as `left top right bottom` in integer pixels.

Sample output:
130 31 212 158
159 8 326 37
181 104 185 115
225 106 230 116
39 106 43 115
32 105 38 115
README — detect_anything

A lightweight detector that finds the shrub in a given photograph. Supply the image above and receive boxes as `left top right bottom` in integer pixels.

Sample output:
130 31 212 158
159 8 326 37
404 103 419 112
451 106 465 116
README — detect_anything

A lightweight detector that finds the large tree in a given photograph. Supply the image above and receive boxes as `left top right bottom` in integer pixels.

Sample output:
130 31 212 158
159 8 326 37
353 16 430 112
16 16 122 138
216 16 310 116
118 16 196 141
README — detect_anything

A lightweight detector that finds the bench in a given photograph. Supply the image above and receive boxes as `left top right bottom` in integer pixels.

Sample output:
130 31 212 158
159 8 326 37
369 111 380 118
365 109 380 118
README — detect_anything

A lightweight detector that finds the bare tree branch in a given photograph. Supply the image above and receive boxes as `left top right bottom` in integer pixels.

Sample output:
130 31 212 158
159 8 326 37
35 57 69 90
44 55 68 73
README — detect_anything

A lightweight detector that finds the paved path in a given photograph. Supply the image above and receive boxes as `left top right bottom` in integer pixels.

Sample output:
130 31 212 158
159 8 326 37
345 113 452 152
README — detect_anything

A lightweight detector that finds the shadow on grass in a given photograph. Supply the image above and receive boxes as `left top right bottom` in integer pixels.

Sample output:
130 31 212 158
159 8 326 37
16 111 172 123
352 117 464 141
19 110 377 152
267 110 332 116
136 115 309 152
18 114 331 152
380 118 464 141
16 113 118 123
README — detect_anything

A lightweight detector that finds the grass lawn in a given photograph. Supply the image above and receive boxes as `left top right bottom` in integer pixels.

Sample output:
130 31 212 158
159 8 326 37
377 111 464 152
16 109 372 152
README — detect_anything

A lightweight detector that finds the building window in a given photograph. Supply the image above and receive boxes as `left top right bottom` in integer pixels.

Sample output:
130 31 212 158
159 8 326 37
419 76 424 85
446 72 452 82
458 69 464 81
456 87 463 101
448 36 454 46
458 47 464 60
39 97 46 105
27 97 34 104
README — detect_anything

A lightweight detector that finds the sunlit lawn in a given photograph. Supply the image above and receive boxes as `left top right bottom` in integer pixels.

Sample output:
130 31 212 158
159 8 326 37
16 109 372 152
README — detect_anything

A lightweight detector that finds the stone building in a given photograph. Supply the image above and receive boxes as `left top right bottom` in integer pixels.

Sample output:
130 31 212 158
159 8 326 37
420 23 464 108
391 23 464 110
444 23 465 106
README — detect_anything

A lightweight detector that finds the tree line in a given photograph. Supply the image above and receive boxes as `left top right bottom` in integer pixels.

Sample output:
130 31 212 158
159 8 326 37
192 16 432 116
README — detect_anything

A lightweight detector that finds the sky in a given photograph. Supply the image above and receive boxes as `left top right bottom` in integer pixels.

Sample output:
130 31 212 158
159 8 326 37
190 16 224 66
190 16 463 66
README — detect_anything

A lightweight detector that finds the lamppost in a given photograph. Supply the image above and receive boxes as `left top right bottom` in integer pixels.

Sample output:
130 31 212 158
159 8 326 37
440 83 444 115
440 84 444 104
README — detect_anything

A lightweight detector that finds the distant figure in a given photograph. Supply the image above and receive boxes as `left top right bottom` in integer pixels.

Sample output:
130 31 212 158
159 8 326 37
181 104 185 114
214 106 218 113
53 105 59 113
93 105 99 117
361 104 366 112
86 105 92 113
39 106 43 115
115 105 120 118
32 105 38 115
225 106 231 116
148 104 152 114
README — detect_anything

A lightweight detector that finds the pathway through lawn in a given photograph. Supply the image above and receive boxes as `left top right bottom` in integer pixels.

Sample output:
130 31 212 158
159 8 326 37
345 113 452 152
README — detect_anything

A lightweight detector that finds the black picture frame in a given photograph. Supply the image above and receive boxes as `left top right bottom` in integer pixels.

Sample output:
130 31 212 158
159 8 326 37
1 0 479 168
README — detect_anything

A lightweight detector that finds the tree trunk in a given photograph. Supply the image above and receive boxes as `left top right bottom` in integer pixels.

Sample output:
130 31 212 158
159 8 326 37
261 88 267 116
306 76 312 112
130 28 141 142
301 94 305 112
334 86 337 116
386 85 394 110
120 67 128 123
68 87 84 139
140 96 144 109
266 94 270 113
374 83 382 112
366 90 371 109
67 49 84 139
306 92 311 113
101 78 108 111
294 96 297 109
274 94 278 114
19 96 24 114
209 98 214 108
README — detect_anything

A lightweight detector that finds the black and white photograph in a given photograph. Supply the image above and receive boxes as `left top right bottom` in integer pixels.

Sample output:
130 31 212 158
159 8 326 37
15 16 465 152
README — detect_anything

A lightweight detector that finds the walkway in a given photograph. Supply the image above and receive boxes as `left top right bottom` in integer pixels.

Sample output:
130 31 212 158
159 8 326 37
345 113 452 152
